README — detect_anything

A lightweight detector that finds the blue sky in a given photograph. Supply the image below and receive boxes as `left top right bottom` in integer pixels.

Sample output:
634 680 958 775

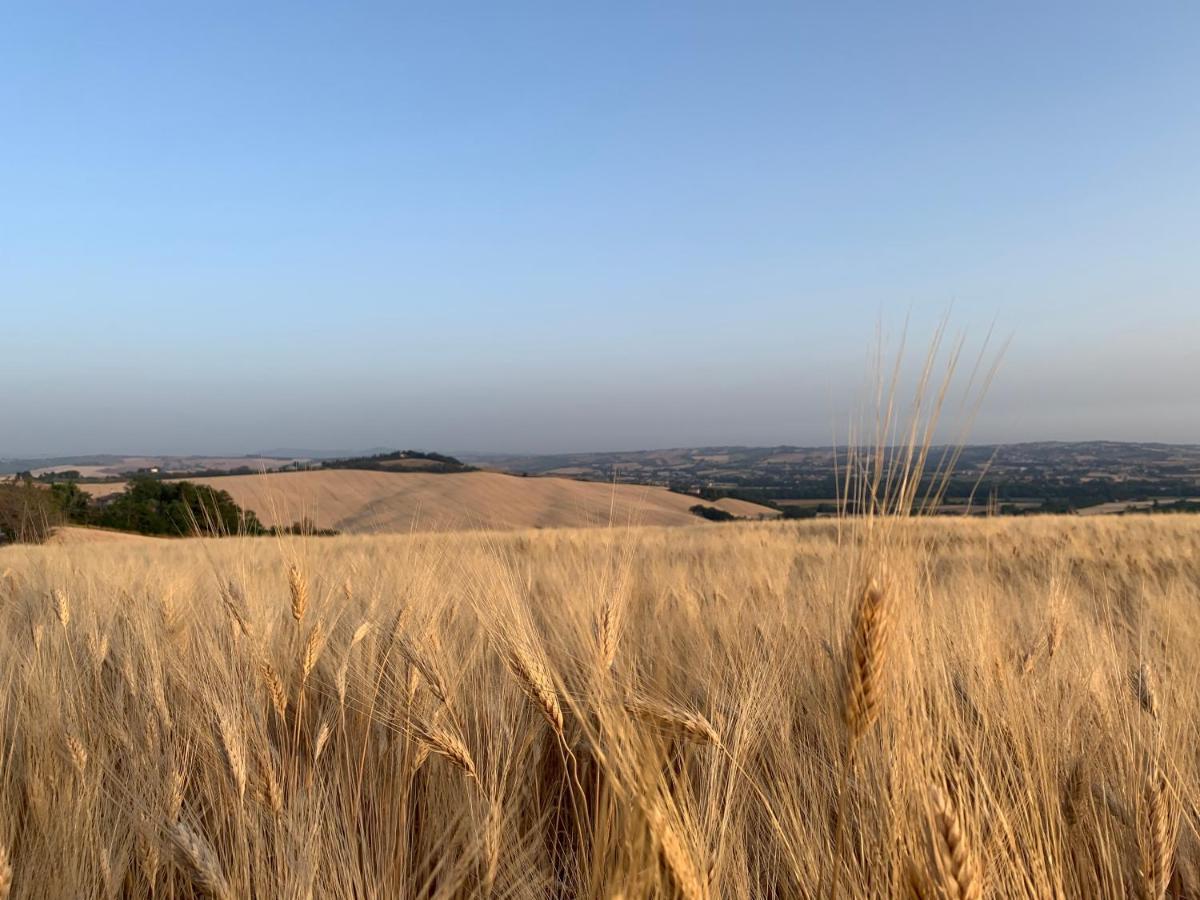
2 3 1198 455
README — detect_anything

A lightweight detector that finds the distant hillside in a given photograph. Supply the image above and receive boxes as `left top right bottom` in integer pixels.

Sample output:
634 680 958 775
462 441 1200 515
78 470 779 533
257 446 397 460
1 454 310 479
0 454 127 476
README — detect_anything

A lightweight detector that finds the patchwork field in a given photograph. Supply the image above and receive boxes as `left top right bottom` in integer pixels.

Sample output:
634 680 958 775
1 515 1198 897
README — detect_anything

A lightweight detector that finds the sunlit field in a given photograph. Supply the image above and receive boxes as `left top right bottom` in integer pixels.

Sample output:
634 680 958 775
2 515 1198 898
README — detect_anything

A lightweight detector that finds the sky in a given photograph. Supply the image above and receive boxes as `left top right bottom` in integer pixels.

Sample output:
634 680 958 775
2 2 1198 457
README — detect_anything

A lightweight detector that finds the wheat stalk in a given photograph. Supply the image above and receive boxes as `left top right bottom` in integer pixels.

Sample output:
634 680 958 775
1046 615 1063 658
167 766 186 820
398 634 451 707
335 621 372 707
257 656 288 719
928 787 981 900
902 855 935 900
829 577 892 899
99 850 115 898
416 723 478 782
504 645 564 736
0 843 11 900
335 655 351 707
51 588 70 629
1139 766 1175 900
410 740 431 775
220 581 252 639
287 564 309 625
168 822 230 900
86 630 110 674
596 596 621 671
625 697 719 745
1062 759 1086 827
214 710 246 801
482 796 503 894
253 746 283 815
350 621 372 647
1132 662 1159 719
66 733 88 775
300 620 326 688
314 721 332 763
843 578 891 742
646 802 708 900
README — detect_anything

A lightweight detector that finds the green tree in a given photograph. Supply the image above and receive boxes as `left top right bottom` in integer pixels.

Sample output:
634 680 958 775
0 481 61 544
49 482 91 521
95 477 267 536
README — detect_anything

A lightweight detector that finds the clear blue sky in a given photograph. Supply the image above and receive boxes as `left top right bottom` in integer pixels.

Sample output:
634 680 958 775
2 2 1198 456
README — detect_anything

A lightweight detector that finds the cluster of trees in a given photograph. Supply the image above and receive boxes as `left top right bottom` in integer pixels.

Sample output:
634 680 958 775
322 450 473 473
689 504 736 522
1 476 338 543
30 469 82 482
1 477 266 541
778 503 839 519
87 478 268 536
1 469 355 544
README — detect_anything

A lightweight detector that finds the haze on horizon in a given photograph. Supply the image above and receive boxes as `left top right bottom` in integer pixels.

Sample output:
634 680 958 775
3 3 1199 459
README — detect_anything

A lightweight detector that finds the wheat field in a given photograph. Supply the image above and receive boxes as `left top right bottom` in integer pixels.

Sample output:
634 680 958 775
1 515 1198 898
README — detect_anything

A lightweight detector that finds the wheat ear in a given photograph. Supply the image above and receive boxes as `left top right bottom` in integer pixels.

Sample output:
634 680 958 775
1133 662 1159 719
257 656 288 719
844 578 891 743
1139 767 1175 900
504 645 564 736
51 588 70 629
929 787 981 900
66 733 88 775
214 710 246 801
625 697 719 745
646 803 708 900
596 596 621 671
300 620 326 688
398 635 451 707
416 724 479 782
253 745 284 815
287 564 309 624
314 721 332 763
168 822 230 900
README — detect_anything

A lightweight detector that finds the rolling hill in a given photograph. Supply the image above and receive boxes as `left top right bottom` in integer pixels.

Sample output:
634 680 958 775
77 469 778 534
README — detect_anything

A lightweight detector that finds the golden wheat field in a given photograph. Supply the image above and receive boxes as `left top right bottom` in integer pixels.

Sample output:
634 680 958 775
1 515 1199 899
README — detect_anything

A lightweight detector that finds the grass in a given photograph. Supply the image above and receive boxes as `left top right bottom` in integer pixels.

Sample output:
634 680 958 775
0 513 1198 897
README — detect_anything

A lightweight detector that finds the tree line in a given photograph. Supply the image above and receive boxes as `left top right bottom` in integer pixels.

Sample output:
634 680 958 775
0 476 335 543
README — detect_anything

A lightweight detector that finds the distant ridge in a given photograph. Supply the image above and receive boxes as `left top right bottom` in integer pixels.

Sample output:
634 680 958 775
256 447 397 460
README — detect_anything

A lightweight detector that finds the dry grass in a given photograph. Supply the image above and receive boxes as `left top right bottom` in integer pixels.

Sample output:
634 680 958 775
1 514 1199 898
